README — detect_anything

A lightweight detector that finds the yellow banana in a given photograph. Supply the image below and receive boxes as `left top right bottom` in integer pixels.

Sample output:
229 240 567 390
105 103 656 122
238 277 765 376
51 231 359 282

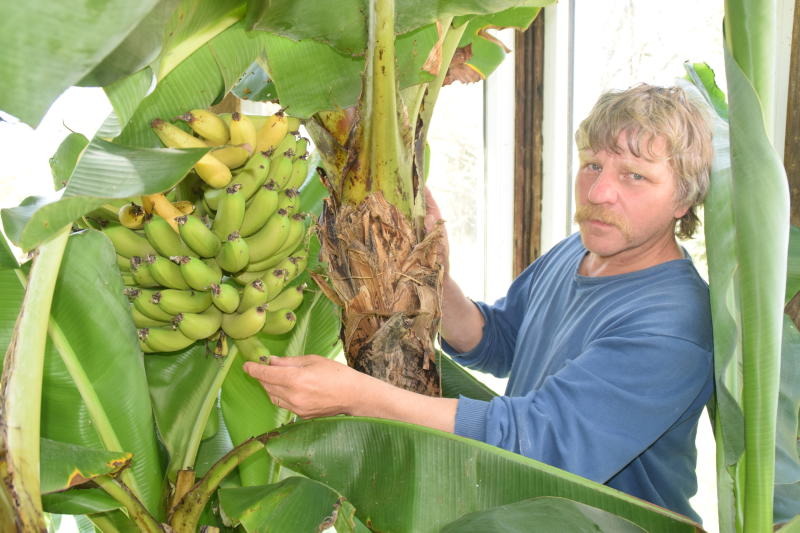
102 225 158 258
216 232 250 274
172 200 196 215
244 209 291 263
229 112 257 154
221 305 267 339
212 184 246 239
146 254 191 290
213 331 229 358
255 113 289 153
174 305 223 340
145 193 184 231
127 288 174 322
138 327 196 353
150 118 232 189
240 184 279 237
144 214 195 258
157 288 213 315
237 279 268 312
118 203 146 229
176 214 221 258
233 336 271 363
261 309 297 336
209 145 250 169
209 282 240 313
284 157 309 191
266 153 294 190
129 256 160 288
171 256 221 291
178 109 230 146
266 283 305 312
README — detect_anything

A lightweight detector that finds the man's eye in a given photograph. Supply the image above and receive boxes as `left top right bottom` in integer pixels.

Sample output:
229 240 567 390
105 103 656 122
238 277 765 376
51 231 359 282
586 163 601 172
631 172 646 181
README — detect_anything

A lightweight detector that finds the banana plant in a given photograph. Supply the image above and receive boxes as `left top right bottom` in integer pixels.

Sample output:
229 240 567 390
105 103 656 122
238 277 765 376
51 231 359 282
0 0 797 531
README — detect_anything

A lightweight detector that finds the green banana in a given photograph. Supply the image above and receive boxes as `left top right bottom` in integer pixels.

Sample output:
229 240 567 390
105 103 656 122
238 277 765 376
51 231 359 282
261 268 288 301
212 331 229 358
146 255 190 290
221 305 268 339
216 232 250 273
275 250 309 289
261 309 297 336
269 133 297 161
127 288 174 322
286 116 301 135
293 138 309 159
240 183 279 237
212 184 246 239
203 187 225 211
284 157 309 190
157 288 213 315
273 213 307 256
235 152 271 198
265 154 294 190
174 305 223 340
121 273 136 286
233 336 271 363
131 306 171 328
210 282 240 313
276 188 300 215
266 284 305 312
171 256 220 291
232 269 268 286
143 214 195 258
204 258 223 280
178 109 230 146
117 254 132 272
176 214 221 257
238 279 268 312
102 225 157 258
138 326 195 353
245 209 291 263
130 257 160 288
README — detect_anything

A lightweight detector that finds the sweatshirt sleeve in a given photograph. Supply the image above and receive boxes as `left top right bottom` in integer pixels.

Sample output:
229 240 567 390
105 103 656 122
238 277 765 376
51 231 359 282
442 263 538 378
454 334 712 483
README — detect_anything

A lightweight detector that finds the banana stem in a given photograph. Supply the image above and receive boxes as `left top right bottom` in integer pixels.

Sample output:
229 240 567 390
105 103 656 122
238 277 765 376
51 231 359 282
169 434 272 532
143 194 183 231
95 475 164 532
0 225 70 531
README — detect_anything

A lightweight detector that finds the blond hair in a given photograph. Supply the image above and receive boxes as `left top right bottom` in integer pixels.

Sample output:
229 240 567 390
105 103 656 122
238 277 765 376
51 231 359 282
575 84 713 239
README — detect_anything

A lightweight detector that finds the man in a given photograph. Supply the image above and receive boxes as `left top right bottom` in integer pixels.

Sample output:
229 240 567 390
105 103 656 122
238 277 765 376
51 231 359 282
244 84 714 522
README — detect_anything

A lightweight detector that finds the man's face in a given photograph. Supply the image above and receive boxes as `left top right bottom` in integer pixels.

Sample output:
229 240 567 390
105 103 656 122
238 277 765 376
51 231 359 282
574 132 687 261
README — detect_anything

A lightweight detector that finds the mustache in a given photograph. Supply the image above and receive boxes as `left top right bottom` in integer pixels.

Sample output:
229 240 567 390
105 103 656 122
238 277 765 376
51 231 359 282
574 205 630 235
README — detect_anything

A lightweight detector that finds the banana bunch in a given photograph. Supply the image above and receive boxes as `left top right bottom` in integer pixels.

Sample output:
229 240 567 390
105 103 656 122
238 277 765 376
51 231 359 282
102 106 315 356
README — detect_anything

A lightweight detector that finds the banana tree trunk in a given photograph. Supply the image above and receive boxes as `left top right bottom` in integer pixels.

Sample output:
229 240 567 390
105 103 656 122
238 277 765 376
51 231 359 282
317 192 444 395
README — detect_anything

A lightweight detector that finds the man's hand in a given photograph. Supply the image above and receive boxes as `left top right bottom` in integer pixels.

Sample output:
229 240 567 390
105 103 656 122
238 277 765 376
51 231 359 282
243 355 458 432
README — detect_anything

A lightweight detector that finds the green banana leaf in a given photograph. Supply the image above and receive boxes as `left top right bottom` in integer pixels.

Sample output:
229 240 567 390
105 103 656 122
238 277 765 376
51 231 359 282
39 439 131 495
115 21 269 148
39 231 164 517
0 246 23 358
49 133 90 191
218 477 364 533
266 417 702 533
787 226 799 304
156 0 245 81
42 489 121 516
0 0 159 127
77 0 180 87
440 495 647 533
0 138 206 252
774 315 800 522
438 352 497 401
220 352 281 487
98 69 156 140
194 399 238 480
144 343 237 480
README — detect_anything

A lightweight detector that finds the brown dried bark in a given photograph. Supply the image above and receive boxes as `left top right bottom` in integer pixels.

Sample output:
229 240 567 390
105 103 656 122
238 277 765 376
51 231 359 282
315 192 444 396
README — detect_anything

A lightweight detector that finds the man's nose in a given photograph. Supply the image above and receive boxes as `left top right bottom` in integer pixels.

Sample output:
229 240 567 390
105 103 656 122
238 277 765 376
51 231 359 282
586 169 618 204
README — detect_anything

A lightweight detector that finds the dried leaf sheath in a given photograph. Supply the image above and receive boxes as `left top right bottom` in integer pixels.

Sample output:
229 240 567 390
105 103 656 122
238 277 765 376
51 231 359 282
317 192 444 396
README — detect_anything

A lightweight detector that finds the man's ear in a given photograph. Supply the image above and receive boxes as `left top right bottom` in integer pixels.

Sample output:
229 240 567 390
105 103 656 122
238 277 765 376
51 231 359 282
673 202 690 220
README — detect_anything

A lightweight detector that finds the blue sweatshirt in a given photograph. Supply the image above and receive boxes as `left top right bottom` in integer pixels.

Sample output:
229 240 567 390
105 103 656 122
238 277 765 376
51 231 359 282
445 233 713 522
